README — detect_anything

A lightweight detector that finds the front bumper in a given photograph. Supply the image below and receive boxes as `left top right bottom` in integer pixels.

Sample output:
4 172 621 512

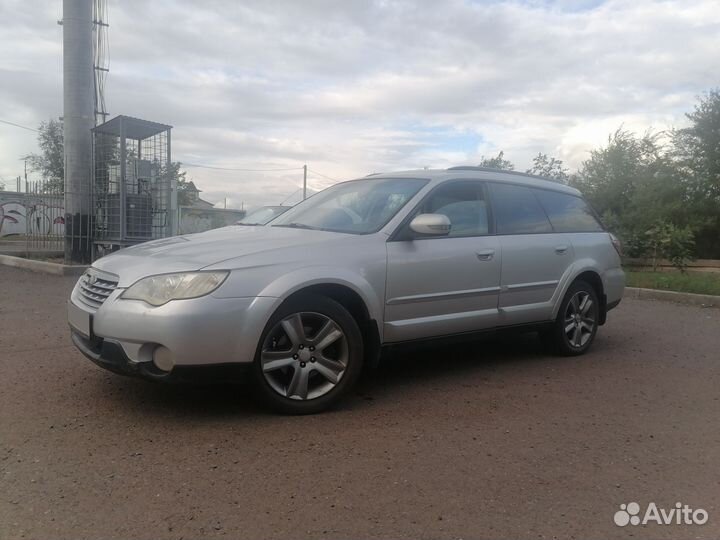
69 280 280 372
71 331 167 379
71 331 252 383
68 286 280 366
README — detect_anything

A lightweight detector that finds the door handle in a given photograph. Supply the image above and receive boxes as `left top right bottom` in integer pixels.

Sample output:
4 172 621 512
555 244 569 254
476 249 495 261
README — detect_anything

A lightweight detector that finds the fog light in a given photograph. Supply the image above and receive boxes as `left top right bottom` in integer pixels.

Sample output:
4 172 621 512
153 346 174 372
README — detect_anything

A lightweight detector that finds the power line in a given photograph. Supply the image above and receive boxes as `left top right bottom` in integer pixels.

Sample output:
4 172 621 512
308 168 339 182
93 0 110 124
279 187 303 206
0 119 39 132
181 162 303 172
0 119 342 183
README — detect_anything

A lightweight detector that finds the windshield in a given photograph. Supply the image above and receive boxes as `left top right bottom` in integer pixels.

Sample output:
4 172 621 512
237 206 289 225
271 177 428 234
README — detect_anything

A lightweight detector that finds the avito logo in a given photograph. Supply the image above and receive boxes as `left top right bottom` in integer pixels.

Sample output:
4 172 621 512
614 502 708 527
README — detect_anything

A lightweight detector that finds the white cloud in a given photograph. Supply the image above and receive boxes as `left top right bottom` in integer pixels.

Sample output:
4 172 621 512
1 0 719 207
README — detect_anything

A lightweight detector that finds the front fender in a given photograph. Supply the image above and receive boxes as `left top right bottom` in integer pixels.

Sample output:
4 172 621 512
256 266 385 337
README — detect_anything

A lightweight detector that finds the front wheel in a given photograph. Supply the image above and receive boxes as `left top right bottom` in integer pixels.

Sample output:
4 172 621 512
542 281 599 356
252 294 364 414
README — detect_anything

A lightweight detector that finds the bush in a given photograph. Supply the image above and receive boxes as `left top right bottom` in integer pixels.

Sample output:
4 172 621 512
638 222 696 271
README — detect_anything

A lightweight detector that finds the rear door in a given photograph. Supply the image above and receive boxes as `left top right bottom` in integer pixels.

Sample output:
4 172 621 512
488 182 574 326
384 181 501 342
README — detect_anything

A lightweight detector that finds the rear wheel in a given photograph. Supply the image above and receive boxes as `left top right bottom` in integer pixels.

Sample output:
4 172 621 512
253 294 364 414
542 280 599 356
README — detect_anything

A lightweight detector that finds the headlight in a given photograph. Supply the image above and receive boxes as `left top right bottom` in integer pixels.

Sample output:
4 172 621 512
122 271 228 306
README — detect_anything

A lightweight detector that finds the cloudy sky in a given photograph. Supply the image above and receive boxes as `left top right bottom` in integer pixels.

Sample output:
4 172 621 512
1 0 719 209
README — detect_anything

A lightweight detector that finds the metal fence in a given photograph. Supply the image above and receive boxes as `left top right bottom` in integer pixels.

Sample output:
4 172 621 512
93 116 174 247
1 185 250 258
0 181 64 257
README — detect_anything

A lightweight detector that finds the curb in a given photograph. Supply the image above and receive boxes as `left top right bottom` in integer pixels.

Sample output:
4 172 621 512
625 287 719 308
0 254 88 276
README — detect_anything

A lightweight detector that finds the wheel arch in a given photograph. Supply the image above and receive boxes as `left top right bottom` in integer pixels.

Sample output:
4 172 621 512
553 265 608 324
258 271 383 368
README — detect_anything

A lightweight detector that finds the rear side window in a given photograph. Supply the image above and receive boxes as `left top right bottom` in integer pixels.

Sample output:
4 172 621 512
488 183 552 234
534 189 604 232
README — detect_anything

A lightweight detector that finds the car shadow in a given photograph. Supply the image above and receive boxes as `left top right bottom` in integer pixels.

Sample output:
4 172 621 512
86 331 565 418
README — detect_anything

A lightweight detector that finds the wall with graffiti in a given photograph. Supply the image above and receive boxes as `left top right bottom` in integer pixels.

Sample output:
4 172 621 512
0 191 65 237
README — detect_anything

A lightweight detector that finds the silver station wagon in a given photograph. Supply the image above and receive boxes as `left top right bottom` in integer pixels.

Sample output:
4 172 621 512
68 167 625 414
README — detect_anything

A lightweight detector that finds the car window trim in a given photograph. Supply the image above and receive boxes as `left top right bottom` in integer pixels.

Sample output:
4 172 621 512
388 179 495 242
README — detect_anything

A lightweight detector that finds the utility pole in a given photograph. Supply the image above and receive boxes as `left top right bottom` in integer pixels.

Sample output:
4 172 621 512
62 0 94 264
303 164 307 200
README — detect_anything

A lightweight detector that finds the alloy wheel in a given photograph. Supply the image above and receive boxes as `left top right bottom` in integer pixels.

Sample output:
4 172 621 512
260 311 349 400
564 291 597 348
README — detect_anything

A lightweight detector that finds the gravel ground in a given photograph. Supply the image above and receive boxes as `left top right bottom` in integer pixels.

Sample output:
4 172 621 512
1 264 719 540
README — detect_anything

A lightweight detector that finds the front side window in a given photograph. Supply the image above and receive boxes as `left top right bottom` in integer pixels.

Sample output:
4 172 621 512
412 181 489 237
488 182 553 234
271 178 428 234
533 189 604 233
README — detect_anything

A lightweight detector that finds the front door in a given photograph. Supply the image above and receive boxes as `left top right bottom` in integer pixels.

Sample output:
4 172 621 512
384 181 501 342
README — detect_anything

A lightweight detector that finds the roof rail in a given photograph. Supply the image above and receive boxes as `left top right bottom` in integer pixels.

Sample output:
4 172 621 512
446 166 551 182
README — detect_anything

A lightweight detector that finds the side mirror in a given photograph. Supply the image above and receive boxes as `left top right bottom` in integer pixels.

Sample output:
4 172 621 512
409 213 451 236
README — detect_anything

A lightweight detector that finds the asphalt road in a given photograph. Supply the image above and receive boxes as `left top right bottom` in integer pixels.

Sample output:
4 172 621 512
1 265 719 540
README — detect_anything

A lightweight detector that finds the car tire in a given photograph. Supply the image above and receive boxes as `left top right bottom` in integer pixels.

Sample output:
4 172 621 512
541 280 600 356
252 294 364 414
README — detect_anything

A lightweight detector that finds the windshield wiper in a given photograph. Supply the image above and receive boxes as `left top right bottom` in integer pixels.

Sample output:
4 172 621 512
272 222 318 230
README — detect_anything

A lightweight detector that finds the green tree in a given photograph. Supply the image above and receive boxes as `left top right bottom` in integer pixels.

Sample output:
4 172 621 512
26 119 64 193
642 222 695 271
478 151 514 170
571 129 679 222
571 129 646 218
527 152 569 183
672 89 720 257
571 128 695 258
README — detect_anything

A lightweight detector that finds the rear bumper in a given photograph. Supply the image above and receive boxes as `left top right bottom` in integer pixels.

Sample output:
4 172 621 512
71 331 251 383
604 267 625 307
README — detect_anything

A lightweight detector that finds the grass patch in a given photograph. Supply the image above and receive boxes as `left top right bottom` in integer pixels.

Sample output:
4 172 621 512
626 270 720 296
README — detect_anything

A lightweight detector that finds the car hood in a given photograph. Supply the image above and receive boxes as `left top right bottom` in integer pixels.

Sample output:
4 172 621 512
93 226 357 287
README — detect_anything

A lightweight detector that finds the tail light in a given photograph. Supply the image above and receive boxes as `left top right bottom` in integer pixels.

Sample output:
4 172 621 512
609 233 622 257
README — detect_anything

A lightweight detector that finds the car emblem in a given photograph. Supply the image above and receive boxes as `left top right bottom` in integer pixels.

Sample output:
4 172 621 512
87 274 97 286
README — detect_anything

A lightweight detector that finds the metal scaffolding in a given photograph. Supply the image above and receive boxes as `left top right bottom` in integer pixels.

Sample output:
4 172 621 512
93 115 174 250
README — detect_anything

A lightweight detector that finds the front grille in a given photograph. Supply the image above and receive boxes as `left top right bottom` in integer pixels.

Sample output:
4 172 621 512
77 269 119 310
